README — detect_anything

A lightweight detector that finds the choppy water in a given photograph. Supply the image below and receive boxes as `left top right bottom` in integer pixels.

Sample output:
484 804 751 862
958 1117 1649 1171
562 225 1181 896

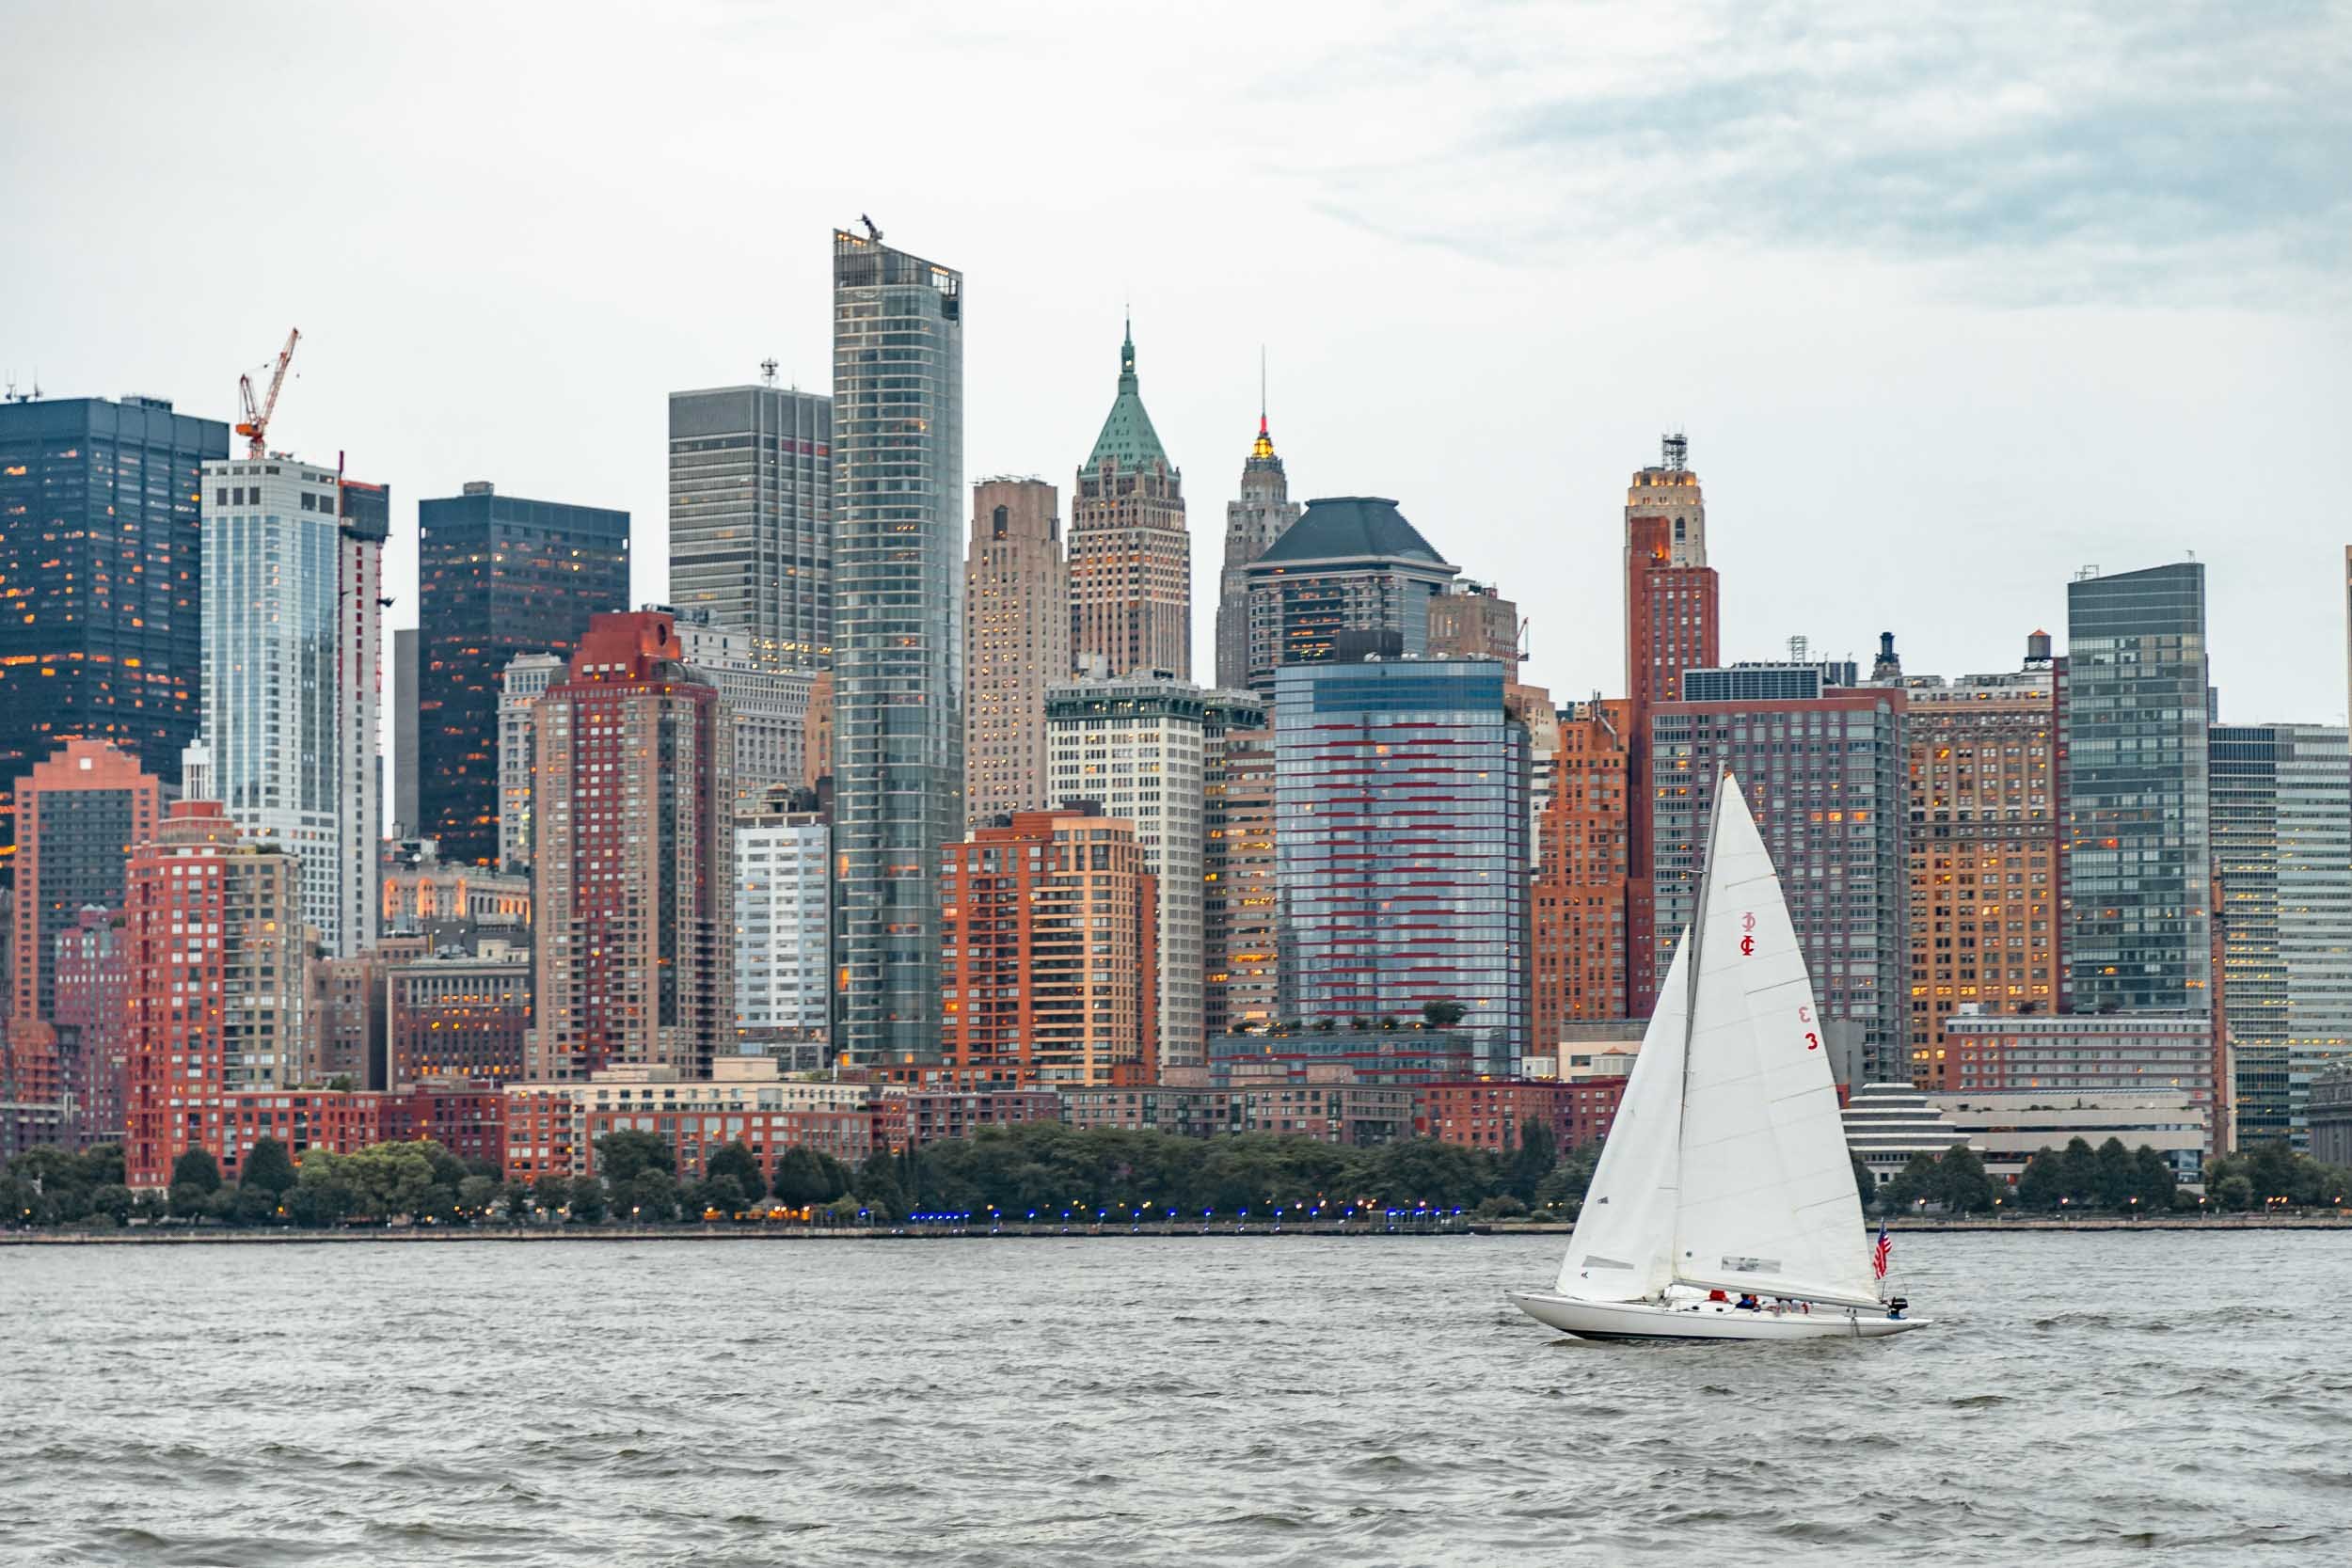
2 1230 2346 1565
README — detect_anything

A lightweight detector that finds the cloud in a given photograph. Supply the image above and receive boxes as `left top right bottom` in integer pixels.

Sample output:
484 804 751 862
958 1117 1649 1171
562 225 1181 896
1279 0 2352 307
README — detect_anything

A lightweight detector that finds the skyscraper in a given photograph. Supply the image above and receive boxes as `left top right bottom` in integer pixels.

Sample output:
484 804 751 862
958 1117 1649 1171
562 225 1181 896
1532 697 1634 1046
1623 434 1718 1016
529 611 732 1081
0 395 229 863
1241 496 1459 695
1901 640 2063 1091
1044 673 1250 1072
199 454 389 957
963 477 1069 828
830 225 963 1062
1274 656 1532 1068
2211 721 2352 1147
123 800 306 1186
496 653 564 874
1214 409 1300 690
1204 723 1278 1040
416 482 630 867
1069 323 1188 679
3 737 160 1142
735 784 830 1054
667 383 833 667
2064 562 2212 1014
8 738 158 1029
940 809 1157 1086
1647 678 1909 1082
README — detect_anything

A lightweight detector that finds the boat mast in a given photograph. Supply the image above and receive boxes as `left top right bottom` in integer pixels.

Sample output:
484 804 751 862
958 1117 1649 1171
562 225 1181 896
1664 768 1726 1298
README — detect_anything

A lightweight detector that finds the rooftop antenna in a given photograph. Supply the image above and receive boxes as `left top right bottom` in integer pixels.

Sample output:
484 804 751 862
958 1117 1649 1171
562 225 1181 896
858 213 882 244
1662 430 1689 472
759 357 779 387
1788 633 1809 664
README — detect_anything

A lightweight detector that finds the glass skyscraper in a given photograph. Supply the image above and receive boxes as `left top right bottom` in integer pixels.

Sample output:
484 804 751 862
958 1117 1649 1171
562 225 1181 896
830 227 963 1061
667 385 832 667
199 455 390 957
2211 721 2352 1148
2063 563 2212 1014
0 396 229 864
1273 657 1531 1069
416 483 630 867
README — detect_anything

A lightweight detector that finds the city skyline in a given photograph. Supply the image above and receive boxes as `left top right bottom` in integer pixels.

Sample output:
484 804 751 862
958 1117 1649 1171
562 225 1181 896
3 4 2344 736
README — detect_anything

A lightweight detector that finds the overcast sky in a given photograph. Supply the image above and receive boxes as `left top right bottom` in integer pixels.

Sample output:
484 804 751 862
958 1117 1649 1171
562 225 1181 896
7 0 2347 728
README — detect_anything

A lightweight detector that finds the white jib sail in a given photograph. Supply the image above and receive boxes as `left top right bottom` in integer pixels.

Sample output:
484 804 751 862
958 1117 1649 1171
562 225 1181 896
1669 774 1881 1309
1550 933 1691 1301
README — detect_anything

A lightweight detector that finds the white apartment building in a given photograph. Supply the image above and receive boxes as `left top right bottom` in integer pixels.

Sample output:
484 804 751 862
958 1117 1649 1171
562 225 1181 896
497 652 564 872
199 455 387 957
735 791 830 1044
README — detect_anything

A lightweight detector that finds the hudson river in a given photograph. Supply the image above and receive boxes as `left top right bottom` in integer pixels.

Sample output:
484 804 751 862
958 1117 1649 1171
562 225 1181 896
3 1230 2344 1564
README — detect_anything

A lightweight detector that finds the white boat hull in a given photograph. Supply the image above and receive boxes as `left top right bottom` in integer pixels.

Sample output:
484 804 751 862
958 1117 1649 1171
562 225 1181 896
1510 1291 1931 1341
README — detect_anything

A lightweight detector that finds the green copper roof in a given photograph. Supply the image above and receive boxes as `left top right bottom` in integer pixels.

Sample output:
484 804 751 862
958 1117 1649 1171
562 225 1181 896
1085 319 1171 472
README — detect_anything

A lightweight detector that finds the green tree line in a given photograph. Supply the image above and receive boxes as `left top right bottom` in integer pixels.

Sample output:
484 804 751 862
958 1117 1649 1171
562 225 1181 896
2 1119 1605 1230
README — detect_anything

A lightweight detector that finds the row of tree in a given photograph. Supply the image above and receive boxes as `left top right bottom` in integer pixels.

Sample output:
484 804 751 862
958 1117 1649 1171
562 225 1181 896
1 1122 1590 1229
18 1123 2345 1232
1859 1137 2352 1214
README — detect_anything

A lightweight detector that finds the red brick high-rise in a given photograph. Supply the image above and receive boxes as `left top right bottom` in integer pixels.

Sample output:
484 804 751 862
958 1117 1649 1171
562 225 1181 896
54 907 132 1146
3 737 160 1142
123 800 305 1186
1533 698 1635 1045
940 810 1157 1088
529 610 732 1082
1622 435 1717 1015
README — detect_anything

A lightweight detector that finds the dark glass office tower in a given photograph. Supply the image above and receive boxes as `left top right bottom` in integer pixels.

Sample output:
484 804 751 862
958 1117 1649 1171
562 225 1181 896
416 483 629 867
0 395 229 867
2064 562 2212 1013
830 227 963 1062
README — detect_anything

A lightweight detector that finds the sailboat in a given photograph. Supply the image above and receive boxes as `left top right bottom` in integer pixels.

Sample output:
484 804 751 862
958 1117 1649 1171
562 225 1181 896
1510 771 1931 1342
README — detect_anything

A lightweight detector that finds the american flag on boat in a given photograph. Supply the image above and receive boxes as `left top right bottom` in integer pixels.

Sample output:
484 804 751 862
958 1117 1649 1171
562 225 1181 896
1871 1219 1892 1280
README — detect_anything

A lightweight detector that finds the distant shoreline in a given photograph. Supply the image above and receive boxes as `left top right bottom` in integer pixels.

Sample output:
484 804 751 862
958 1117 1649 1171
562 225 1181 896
7 1214 2350 1246
0 1223 1467 1247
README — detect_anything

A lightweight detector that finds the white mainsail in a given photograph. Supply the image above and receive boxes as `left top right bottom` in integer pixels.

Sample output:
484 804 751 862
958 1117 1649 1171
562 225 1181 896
1550 933 1690 1301
1669 775 1879 1308
1549 770 1879 1311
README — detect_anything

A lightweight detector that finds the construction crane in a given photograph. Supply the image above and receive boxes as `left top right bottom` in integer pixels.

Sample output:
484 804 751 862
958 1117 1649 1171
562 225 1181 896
235 328 301 457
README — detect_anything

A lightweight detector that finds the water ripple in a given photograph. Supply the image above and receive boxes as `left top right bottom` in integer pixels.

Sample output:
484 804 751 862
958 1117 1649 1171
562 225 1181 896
2 1231 2348 1565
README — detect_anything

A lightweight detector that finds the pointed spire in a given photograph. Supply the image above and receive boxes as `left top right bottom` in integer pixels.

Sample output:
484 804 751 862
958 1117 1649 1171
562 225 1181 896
1250 346 1277 462
1087 313 1168 471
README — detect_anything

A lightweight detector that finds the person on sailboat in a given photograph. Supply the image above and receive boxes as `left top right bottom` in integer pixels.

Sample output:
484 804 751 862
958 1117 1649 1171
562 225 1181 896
1735 1293 1760 1311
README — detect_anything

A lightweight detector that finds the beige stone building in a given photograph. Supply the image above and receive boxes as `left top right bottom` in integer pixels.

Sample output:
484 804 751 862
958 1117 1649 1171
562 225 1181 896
962 478 1069 829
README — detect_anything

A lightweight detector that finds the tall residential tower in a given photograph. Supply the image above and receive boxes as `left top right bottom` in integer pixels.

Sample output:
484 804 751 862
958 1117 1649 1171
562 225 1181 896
830 226 963 1061
199 455 389 957
2063 562 2212 1014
